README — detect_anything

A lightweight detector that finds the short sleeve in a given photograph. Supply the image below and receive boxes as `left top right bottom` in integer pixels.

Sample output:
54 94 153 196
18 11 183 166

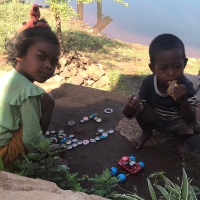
9 85 44 106
20 96 45 152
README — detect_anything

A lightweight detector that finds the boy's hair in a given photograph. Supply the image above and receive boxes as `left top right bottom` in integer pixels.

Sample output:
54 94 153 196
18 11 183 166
149 33 186 65
5 27 61 68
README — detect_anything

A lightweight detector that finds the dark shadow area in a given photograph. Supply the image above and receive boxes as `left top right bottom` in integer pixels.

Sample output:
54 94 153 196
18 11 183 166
48 82 200 199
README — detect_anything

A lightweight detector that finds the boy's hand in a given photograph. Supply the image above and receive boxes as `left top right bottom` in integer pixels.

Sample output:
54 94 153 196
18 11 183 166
123 93 140 118
171 84 187 104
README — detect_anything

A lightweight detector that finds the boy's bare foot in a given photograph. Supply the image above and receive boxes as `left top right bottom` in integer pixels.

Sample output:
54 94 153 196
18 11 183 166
175 140 191 158
132 131 152 149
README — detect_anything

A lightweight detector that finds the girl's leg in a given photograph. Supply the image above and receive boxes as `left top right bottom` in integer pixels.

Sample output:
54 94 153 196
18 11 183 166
0 125 27 169
40 93 55 134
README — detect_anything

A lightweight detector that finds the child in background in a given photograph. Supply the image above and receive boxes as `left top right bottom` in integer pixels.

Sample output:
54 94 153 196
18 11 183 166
123 33 200 158
0 4 61 167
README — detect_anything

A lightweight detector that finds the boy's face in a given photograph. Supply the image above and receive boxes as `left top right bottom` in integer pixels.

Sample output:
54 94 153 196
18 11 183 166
149 49 187 87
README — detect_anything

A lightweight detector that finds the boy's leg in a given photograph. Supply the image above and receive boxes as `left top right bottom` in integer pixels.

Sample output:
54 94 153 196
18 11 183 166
174 134 192 158
166 119 198 157
40 93 55 134
133 105 163 149
133 114 152 149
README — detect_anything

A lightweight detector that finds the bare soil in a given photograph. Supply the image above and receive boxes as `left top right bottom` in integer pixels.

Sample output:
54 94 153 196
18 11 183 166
36 75 200 199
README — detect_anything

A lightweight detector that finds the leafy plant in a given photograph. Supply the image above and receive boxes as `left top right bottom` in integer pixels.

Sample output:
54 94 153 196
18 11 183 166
113 193 144 200
11 139 86 192
147 168 199 200
0 156 5 171
89 168 119 198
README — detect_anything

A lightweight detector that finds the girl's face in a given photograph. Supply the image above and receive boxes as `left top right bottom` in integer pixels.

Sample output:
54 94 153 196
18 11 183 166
150 49 187 92
15 40 60 83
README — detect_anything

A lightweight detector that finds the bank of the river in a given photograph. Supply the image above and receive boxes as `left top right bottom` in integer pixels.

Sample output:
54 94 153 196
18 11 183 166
0 2 200 93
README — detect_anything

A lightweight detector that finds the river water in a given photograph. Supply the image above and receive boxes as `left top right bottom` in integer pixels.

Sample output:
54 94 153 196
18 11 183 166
68 0 200 58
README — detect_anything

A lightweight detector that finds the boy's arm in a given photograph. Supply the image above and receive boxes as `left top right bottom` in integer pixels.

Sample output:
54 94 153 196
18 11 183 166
171 84 196 123
123 94 140 118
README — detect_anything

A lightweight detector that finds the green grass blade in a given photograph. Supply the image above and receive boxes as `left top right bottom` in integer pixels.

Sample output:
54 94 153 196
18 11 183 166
0 156 5 171
181 168 189 200
189 185 197 200
164 177 181 191
155 185 170 200
147 178 157 200
165 185 180 197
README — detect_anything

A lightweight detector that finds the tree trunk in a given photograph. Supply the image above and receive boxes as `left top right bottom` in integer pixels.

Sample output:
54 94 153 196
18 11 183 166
55 13 64 56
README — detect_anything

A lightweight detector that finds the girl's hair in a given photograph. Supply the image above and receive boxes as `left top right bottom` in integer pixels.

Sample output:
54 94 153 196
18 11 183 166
5 26 61 68
149 33 186 65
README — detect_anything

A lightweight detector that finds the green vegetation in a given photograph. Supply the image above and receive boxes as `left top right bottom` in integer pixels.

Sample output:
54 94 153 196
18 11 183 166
8 140 200 199
147 168 200 200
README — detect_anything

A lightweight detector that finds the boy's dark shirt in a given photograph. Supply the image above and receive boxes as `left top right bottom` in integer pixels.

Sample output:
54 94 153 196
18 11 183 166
137 74 197 121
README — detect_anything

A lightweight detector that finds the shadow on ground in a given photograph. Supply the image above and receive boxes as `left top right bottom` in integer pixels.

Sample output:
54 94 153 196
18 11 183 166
47 82 200 199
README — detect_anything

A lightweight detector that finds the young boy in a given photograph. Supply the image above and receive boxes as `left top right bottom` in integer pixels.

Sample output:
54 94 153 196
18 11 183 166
123 33 200 158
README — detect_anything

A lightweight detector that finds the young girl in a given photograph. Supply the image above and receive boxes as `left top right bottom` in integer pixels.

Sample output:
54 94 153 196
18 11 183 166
0 5 61 168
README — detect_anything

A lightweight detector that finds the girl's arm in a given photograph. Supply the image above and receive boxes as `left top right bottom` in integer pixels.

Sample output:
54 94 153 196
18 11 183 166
40 93 55 134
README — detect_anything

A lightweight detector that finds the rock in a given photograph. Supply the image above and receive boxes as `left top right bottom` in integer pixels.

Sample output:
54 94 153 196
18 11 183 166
78 69 89 80
0 171 108 200
60 70 72 78
87 79 95 86
71 68 78 76
66 63 75 71
86 64 105 81
59 56 67 70
99 75 110 85
53 75 65 82
71 75 84 85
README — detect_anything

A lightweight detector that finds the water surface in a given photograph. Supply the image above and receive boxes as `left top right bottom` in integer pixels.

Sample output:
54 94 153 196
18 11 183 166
69 0 200 58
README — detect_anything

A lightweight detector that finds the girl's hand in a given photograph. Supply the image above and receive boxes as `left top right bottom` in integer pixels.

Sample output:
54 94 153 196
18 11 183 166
123 93 140 117
171 84 187 104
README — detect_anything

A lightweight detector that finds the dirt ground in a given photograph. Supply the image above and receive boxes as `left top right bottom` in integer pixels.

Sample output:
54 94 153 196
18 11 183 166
36 75 200 199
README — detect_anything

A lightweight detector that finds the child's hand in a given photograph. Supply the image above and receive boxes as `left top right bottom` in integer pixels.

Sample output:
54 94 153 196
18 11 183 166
123 93 140 118
171 84 187 104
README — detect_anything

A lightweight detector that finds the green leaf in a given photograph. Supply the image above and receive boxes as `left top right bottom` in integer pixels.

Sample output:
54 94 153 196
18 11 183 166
189 185 197 200
181 168 189 200
0 156 5 171
147 178 157 200
165 185 180 197
155 185 170 200
114 193 144 200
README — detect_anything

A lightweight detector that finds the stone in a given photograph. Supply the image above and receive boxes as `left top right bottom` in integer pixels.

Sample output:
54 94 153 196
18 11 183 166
53 75 65 82
78 68 89 80
86 64 105 81
71 75 84 85
71 68 78 76
59 56 67 70
0 171 107 200
60 70 71 78
87 79 95 86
